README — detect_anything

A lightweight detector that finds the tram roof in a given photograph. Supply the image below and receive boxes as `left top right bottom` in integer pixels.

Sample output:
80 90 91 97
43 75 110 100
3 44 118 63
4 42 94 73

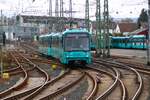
112 35 145 40
39 29 90 38
39 32 62 38
111 37 129 39
63 29 89 35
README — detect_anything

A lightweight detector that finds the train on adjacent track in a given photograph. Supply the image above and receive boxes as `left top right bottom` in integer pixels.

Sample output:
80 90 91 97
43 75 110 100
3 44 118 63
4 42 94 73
91 35 146 50
38 29 92 65
111 35 146 49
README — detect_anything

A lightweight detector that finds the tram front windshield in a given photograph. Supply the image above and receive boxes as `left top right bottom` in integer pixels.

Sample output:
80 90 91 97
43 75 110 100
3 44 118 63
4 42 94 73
64 33 89 51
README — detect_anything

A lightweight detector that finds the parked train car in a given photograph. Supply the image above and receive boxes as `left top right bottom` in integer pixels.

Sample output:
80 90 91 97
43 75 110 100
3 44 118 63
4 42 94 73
90 35 146 50
111 35 146 49
90 34 111 50
38 29 92 65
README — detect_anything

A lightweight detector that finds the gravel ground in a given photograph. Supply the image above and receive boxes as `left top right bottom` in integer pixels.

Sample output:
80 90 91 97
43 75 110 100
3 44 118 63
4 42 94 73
0 75 20 92
144 74 150 100
58 79 88 100
36 62 63 78
0 63 63 93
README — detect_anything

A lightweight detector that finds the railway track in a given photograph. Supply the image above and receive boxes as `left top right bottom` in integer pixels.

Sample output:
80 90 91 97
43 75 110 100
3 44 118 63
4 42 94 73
94 58 143 100
3 43 148 100
0 52 22 74
0 52 28 99
21 44 126 99
0 50 50 99
31 69 85 100
1 49 71 100
86 63 126 100
0 49 124 100
20 43 141 100
3 69 69 100
112 58 150 74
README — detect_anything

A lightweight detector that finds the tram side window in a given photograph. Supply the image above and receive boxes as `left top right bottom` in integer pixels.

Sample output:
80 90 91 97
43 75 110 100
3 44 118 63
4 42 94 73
52 37 59 48
56 37 59 48
114 39 117 44
43 38 46 47
45 37 49 47
48 37 51 47
39 38 42 45
134 39 137 45
42 38 44 46
45 38 48 47
44 37 48 47
41 39 43 46
51 38 55 47
56 38 59 48
124 39 127 46
59 38 62 48
43 38 45 46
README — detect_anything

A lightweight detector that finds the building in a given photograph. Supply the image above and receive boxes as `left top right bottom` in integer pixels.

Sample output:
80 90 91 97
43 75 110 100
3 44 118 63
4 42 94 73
15 15 86 39
91 21 117 35
114 22 137 36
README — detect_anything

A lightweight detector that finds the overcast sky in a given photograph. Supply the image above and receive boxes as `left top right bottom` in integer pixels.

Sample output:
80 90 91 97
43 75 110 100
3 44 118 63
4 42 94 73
0 0 148 19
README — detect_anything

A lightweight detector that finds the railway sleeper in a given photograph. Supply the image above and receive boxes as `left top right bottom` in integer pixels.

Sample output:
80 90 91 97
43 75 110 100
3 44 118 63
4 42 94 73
96 76 101 83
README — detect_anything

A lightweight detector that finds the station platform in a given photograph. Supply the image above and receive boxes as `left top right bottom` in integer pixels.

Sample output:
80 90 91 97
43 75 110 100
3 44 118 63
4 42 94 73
110 49 146 58
110 49 147 64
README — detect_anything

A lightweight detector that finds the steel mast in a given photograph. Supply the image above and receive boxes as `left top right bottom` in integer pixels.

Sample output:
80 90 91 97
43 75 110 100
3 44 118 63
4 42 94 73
55 0 59 17
49 0 52 16
60 0 64 17
96 0 102 56
85 0 90 32
103 0 110 57
69 0 72 18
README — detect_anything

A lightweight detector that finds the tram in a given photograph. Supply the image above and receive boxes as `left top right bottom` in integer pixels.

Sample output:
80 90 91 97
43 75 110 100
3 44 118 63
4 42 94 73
38 29 92 65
